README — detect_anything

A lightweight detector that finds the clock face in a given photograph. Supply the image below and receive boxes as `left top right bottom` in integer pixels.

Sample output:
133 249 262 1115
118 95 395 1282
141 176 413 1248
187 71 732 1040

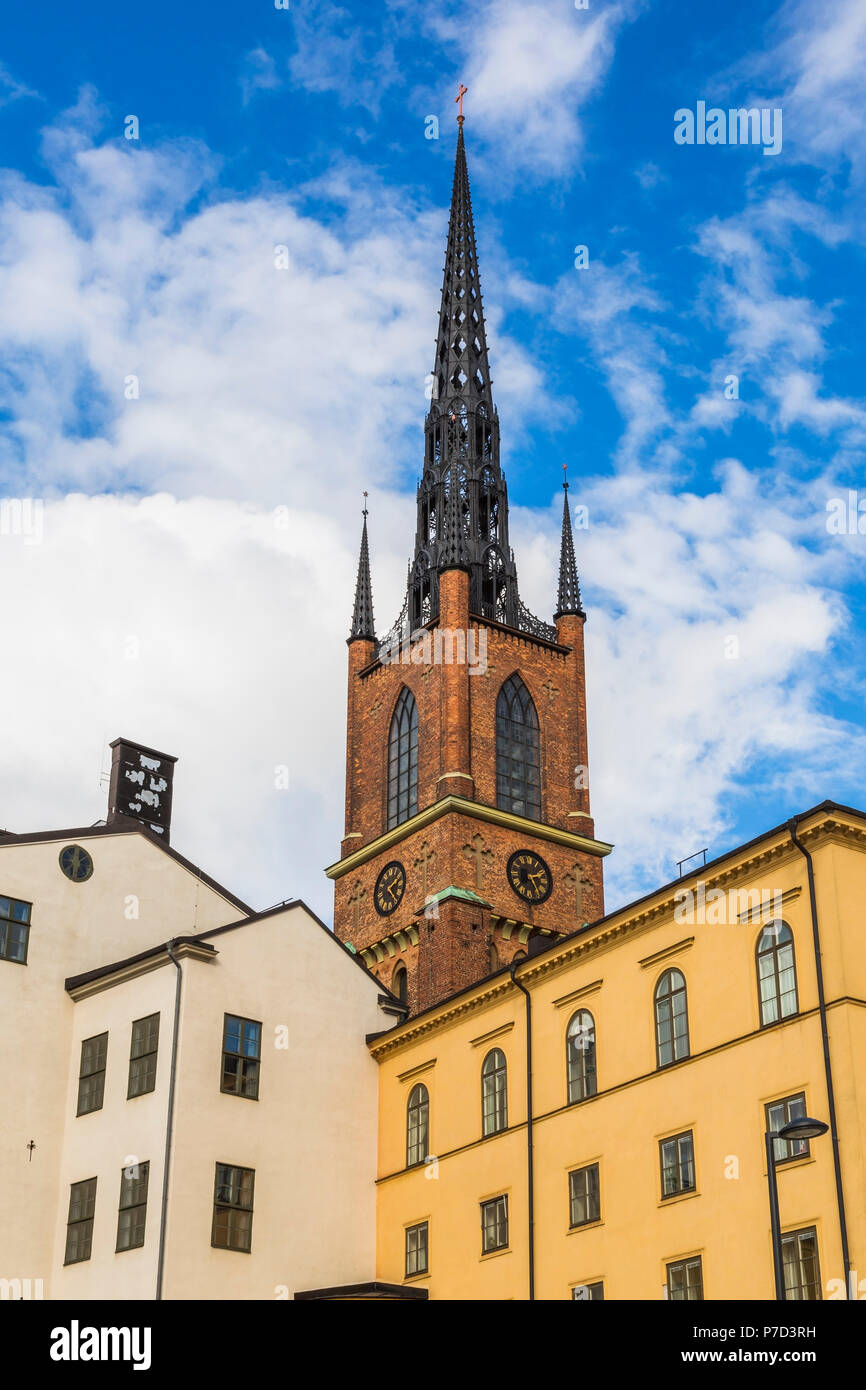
507 850 552 905
374 861 407 916
59 844 94 883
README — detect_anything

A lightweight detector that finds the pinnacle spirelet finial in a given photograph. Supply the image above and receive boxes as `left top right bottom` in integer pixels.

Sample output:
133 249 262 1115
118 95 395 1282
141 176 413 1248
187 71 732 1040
554 466 585 621
349 495 376 642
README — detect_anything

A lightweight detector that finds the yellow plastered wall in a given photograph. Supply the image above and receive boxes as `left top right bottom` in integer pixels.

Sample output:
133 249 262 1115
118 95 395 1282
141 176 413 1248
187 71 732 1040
374 811 866 1300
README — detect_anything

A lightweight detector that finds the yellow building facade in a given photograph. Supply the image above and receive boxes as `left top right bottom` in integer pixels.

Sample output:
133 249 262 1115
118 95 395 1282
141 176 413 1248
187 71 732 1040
372 803 866 1300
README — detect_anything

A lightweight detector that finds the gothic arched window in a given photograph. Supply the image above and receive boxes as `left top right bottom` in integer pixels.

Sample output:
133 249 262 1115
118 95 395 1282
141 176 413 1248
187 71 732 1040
406 1083 429 1167
756 923 798 1025
655 969 689 1068
496 675 541 820
387 688 419 830
481 1048 508 1136
566 1009 597 1103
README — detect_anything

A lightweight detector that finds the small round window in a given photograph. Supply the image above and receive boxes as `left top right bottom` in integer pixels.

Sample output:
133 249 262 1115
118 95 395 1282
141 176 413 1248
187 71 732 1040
59 845 94 882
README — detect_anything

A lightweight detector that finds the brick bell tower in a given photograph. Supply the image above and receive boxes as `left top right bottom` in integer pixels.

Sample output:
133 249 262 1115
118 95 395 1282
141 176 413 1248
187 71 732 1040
327 112 612 1014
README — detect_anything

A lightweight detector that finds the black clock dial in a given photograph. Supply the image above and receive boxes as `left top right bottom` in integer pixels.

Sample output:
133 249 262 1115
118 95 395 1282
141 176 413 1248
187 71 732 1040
507 850 552 905
374 861 406 916
59 844 94 883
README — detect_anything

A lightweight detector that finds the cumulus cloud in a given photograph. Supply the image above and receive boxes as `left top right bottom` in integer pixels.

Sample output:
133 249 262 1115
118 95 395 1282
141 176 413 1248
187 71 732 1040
426 0 642 180
0 101 547 511
1 92 864 925
747 0 866 174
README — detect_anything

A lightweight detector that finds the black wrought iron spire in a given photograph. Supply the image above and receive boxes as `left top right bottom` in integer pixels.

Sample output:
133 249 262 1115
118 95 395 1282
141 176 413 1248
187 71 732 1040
554 466 584 620
439 460 471 571
379 93 558 652
349 495 376 641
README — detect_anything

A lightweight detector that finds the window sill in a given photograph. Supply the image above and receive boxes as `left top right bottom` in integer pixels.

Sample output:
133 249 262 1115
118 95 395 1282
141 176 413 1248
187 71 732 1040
479 1246 512 1262
656 1056 691 1072
403 1271 430 1284
764 1154 815 1177
567 1220 604 1236
658 1188 699 1208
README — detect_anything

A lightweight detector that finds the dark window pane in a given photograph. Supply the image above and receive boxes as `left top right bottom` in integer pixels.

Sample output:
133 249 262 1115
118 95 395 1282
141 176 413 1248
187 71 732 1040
77 1034 108 1115
481 1195 508 1253
405 1221 429 1277
781 1227 821 1300
212 1164 255 1253
757 924 799 1026
387 689 419 829
65 1178 97 1265
667 1256 703 1301
496 676 542 821
221 1016 262 1099
0 894 32 963
407 1084 429 1167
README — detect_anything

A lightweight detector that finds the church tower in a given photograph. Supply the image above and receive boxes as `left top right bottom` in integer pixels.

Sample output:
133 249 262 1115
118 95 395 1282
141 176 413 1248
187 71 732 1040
327 112 611 1013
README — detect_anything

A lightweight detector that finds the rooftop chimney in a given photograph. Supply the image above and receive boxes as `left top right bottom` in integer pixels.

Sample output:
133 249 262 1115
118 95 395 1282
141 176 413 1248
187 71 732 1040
107 738 178 844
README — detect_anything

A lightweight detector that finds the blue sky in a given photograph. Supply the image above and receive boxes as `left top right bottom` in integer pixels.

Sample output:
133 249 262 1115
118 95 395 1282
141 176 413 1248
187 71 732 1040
0 0 864 920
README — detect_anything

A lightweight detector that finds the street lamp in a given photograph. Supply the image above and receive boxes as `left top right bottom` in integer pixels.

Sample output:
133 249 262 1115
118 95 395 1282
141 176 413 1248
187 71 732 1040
765 1116 830 1300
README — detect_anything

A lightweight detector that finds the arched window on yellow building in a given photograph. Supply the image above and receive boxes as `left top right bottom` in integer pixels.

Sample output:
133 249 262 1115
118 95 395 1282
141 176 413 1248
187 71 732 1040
655 969 689 1068
756 922 798 1025
481 1048 508 1136
566 1009 597 1102
406 1083 429 1168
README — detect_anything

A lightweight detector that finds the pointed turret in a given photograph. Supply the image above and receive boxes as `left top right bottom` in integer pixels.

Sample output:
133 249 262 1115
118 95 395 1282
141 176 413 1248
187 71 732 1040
349 501 375 642
554 471 584 620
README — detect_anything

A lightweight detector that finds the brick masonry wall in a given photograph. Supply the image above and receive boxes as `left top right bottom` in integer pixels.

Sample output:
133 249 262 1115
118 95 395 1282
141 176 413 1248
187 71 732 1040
335 569 606 1010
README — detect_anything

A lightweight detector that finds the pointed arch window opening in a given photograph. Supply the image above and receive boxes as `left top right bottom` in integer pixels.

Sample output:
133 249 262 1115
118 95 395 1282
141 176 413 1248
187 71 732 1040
482 547 509 626
422 494 437 545
479 469 499 544
496 674 542 821
392 962 408 1004
387 688 419 830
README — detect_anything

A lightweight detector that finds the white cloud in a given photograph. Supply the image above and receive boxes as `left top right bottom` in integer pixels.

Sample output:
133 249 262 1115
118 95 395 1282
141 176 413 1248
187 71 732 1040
240 48 281 105
552 253 674 467
687 191 864 442
753 0 866 173
0 60 39 108
427 0 641 179
0 106 546 514
1 98 863 927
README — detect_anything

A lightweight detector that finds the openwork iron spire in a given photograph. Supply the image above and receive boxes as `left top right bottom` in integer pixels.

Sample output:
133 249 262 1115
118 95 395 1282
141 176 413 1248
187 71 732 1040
379 99 558 652
439 461 471 571
555 469 584 620
349 498 376 641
